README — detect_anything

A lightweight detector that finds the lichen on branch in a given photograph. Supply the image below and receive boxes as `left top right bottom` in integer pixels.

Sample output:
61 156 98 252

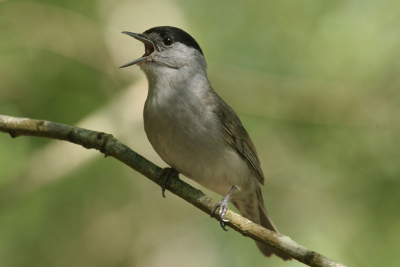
0 114 346 267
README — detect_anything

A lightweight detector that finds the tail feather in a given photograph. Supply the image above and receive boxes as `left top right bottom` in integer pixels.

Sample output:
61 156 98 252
256 203 292 260
233 187 291 261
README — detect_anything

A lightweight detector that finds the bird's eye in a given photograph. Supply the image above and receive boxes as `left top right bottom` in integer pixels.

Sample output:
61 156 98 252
162 36 174 46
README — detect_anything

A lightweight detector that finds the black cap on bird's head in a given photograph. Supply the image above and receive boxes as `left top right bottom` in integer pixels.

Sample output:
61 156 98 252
120 26 203 69
143 26 203 55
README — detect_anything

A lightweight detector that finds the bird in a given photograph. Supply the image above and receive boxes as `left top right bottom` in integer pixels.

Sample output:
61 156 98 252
120 26 290 261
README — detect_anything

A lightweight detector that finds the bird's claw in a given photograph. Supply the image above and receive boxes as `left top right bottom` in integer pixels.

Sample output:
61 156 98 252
157 167 179 198
211 198 230 231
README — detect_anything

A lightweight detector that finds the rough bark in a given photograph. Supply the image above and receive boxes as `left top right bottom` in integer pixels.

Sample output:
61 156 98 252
0 114 346 267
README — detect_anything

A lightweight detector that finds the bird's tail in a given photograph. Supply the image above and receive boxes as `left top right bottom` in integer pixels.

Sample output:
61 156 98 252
232 187 291 261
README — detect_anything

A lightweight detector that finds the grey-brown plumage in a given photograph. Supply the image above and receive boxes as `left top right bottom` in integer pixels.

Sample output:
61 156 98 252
121 26 290 261
211 90 291 260
211 91 264 183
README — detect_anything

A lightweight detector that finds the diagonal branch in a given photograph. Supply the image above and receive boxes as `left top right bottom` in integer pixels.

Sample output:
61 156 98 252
0 114 346 267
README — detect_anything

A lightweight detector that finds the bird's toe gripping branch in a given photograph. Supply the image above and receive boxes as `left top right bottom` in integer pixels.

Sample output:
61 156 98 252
210 186 237 231
157 167 179 198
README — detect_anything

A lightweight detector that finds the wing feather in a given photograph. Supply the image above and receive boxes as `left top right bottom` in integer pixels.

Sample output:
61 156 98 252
211 92 265 184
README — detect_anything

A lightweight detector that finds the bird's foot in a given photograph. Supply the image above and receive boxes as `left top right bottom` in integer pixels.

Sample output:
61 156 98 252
211 197 231 231
157 167 179 198
210 186 237 231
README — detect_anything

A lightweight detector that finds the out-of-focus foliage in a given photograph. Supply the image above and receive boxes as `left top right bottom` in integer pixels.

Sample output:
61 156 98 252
0 0 399 266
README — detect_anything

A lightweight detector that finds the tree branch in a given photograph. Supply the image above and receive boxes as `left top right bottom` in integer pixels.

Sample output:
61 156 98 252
0 114 345 267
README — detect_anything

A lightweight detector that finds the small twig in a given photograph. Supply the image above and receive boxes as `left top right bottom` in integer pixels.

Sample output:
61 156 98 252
0 114 346 267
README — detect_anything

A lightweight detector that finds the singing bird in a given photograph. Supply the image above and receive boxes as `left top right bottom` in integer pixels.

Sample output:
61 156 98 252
120 26 290 260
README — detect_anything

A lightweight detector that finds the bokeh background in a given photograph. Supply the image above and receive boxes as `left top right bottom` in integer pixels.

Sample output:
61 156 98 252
1 0 399 266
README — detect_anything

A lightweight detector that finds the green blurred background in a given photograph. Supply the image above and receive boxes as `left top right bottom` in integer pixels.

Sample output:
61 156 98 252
1 0 399 266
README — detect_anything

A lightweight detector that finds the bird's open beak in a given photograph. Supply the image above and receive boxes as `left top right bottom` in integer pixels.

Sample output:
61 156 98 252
120 31 156 68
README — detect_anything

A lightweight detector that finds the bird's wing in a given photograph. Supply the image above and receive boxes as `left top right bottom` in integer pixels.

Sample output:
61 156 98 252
212 93 265 184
